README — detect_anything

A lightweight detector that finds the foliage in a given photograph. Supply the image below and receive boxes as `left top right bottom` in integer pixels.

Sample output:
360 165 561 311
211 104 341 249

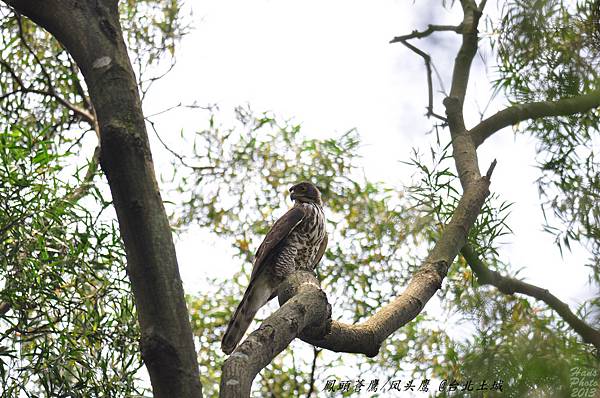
0 1 188 396
174 107 430 395
436 276 597 397
493 0 600 278
172 104 597 395
169 2 600 393
1 0 599 396
0 124 143 396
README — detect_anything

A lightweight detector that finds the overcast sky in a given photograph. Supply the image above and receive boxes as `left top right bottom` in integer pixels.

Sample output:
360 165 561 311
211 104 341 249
144 0 596 329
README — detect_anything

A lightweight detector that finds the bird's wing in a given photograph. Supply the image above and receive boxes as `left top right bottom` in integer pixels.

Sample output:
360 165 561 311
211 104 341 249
312 231 328 268
250 206 305 281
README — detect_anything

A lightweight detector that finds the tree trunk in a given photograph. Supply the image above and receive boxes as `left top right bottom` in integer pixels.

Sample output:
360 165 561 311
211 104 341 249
2 1 203 396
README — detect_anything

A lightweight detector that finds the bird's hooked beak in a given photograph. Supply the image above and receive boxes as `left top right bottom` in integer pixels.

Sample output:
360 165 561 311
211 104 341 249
289 185 297 201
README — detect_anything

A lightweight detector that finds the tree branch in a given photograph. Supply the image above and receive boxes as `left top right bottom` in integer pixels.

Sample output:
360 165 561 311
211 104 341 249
395 38 447 122
220 160 497 397
390 21 460 122
470 90 600 147
305 347 319 398
0 30 96 125
305 168 495 355
0 58 24 87
221 4 496 396
389 24 462 43
461 244 600 351
478 0 488 13
220 272 331 397
0 86 95 124
448 0 482 104
444 1 484 189
66 55 93 111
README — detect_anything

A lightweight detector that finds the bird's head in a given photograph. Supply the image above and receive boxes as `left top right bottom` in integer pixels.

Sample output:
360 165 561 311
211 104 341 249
289 182 323 206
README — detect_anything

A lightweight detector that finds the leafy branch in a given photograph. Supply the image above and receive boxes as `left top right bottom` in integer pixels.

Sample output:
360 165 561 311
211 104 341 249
461 244 600 351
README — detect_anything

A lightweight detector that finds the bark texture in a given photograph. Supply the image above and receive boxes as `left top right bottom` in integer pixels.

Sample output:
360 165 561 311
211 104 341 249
2 1 202 396
470 89 600 147
220 272 331 397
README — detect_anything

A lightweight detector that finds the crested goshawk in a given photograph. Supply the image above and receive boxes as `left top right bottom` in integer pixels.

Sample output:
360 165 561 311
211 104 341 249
221 182 328 354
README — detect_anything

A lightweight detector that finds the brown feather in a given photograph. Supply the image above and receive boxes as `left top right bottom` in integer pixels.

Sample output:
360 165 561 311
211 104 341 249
312 232 328 268
221 276 272 354
250 206 305 281
221 206 305 354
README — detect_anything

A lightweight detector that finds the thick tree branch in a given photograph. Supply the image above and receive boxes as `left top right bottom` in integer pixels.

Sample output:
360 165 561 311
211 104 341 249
470 90 600 147
448 0 481 104
3 1 202 397
444 0 484 189
220 272 331 397
304 168 495 356
221 4 496 396
461 245 600 351
220 162 496 397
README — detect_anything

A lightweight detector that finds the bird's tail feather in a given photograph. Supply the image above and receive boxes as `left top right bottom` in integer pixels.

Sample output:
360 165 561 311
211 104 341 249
221 278 271 354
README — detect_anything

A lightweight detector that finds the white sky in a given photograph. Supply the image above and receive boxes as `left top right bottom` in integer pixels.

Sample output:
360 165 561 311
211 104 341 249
146 0 595 304
142 0 596 392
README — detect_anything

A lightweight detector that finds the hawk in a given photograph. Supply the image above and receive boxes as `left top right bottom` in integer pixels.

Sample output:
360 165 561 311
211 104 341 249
221 182 328 354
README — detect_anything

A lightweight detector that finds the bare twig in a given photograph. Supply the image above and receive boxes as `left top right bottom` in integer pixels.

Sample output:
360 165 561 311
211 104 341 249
0 58 24 86
389 21 462 122
145 115 221 176
394 39 447 123
144 101 213 119
0 87 95 123
146 118 217 172
389 24 462 43
140 57 176 102
305 347 320 398
66 55 93 111
16 13 53 83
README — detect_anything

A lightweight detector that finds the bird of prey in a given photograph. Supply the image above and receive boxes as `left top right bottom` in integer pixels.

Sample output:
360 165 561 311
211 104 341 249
221 182 328 354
